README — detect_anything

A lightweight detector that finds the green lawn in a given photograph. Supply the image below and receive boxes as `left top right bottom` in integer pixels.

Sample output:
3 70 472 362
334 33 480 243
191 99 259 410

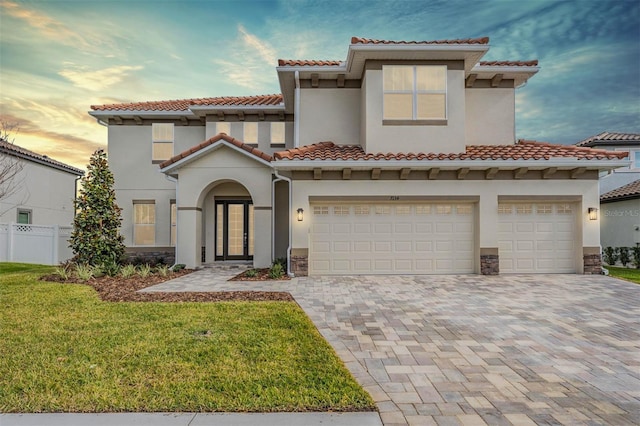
0 263 374 413
607 266 640 284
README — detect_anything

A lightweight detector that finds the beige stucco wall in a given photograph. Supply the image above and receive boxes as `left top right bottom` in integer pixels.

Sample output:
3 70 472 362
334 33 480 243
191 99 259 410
362 68 467 153
298 89 361 146
465 88 515 145
290 178 600 273
172 145 273 269
108 124 205 248
0 159 78 226
601 199 640 248
205 120 294 155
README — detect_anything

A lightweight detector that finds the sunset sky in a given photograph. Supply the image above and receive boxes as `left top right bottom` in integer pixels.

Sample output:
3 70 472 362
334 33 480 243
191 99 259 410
1 0 639 169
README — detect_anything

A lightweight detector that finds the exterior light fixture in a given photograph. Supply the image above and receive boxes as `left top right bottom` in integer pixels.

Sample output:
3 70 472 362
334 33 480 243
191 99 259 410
297 208 304 222
588 207 598 221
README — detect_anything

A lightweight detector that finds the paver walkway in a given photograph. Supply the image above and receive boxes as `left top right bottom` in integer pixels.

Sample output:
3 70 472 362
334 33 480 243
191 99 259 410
144 272 640 425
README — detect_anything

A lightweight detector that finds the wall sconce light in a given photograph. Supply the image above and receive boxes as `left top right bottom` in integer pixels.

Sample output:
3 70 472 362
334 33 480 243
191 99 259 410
588 207 598 221
297 208 304 222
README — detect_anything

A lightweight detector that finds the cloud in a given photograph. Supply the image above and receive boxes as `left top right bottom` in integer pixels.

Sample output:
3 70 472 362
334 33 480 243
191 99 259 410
211 25 279 91
0 0 91 50
58 65 144 91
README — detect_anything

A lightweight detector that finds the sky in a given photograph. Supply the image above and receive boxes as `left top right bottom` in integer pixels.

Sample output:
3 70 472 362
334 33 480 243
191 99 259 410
1 0 639 169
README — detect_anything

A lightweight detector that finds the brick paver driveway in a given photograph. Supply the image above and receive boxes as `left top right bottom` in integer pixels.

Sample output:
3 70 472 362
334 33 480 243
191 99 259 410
146 273 640 425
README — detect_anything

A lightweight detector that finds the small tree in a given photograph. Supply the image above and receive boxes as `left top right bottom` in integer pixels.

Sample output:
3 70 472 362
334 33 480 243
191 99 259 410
70 149 125 267
0 121 25 206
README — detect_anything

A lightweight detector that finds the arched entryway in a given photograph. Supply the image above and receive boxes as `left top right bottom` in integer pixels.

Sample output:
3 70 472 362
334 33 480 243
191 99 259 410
201 181 254 264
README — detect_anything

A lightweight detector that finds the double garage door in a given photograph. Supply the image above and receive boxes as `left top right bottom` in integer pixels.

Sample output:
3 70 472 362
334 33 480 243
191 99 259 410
310 203 475 275
309 201 577 275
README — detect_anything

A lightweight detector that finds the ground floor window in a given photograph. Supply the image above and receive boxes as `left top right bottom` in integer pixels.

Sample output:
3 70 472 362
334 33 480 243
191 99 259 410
17 209 31 224
170 201 177 246
133 201 155 245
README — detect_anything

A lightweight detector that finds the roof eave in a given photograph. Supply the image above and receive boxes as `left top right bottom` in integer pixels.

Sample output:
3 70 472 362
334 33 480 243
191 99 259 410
273 158 630 171
0 148 84 176
89 110 194 118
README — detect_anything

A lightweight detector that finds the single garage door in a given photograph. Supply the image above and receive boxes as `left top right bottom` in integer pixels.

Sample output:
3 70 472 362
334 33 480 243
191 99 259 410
498 202 577 273
310 203 475 275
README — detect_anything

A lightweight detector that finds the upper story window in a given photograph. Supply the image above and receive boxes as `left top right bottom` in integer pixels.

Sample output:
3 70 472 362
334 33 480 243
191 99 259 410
383 65 447 122
152 123 174 162
615 148 640 171
243 122 258 144
216 122 231 135
270 122 285 146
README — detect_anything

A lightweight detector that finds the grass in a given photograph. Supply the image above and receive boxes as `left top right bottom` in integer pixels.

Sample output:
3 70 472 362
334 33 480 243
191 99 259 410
0 262 374 413
606 266 640 284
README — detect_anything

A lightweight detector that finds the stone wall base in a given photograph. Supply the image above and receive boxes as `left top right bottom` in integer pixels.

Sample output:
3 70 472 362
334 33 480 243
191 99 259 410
125 248 175 266
583 253 602 275
480 254 499 275
291 255 308 277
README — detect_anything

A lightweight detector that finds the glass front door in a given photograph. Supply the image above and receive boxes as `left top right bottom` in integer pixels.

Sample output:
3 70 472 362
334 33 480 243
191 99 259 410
215 200 254 260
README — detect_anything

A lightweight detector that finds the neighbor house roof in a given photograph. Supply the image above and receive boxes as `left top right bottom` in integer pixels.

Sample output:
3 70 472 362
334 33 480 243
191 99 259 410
600 179 640 203
478 60 539 67
274 140 629 161
91 94 283 112
350 36 490 45
0 139 84 175
278 60 343 67
159 133 272 169
575 132 640 147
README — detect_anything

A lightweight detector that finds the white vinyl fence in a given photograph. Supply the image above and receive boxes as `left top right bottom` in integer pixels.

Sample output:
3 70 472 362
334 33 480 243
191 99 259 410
0 223 74 265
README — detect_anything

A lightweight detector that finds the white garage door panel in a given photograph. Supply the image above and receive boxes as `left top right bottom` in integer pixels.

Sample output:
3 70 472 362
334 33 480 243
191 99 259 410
310 203 475 275
498 203 576 273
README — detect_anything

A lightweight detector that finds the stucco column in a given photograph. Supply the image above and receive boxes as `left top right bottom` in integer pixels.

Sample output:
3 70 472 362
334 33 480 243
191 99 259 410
253 207 272 268
582 183 602 274
478 193 500 275
176 208 202 269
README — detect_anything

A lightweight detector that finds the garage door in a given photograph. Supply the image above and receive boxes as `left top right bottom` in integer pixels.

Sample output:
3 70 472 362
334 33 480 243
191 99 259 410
498 202 576 273
310 203 475 275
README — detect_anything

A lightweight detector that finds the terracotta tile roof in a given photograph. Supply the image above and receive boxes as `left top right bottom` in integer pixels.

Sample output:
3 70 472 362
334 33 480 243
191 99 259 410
91 94 283 112
0 139 84 175
575 132 640 147
278 59 342 66
601 179 640 202
159 133 272 169
478 60 538 67
351 36 490 45
274 140 629 161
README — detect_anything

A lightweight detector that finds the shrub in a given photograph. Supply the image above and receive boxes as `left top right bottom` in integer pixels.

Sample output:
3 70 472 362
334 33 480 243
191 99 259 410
100 261 121 277
273 257 287 274
632 246 640 269
268 263 284 279
54 265 72 281
75 264 95 281
172 264 186 272
245 269 258 278
137 264 152 278
618 247 630 267
120 264 137 278
603 247 617 266
156 264 170 277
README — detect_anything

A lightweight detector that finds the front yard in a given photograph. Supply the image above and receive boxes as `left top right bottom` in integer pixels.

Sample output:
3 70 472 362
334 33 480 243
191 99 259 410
0 263 374 413
607 266 640 284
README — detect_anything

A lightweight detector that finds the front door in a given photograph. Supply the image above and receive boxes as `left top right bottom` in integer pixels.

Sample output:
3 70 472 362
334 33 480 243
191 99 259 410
215 200 254 261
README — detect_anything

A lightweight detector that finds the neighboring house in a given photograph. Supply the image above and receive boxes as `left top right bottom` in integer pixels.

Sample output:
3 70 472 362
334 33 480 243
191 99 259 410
575 132 640 194
600 180 640 249
89 36 629 275
0 139 83 226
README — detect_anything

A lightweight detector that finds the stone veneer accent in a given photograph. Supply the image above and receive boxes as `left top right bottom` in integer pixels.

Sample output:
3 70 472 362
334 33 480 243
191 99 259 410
290 248 308 276
125 248 175 265
480 248 499 275
583 247 602 275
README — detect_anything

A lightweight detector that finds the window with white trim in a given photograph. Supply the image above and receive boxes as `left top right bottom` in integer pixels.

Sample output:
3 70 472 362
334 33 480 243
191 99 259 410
216 122 231 135
270 122 285 146
133 201 155 246
170 201 177 246
243 122 258 144
152 123 174 161
630 149 640 170
383 65 447 121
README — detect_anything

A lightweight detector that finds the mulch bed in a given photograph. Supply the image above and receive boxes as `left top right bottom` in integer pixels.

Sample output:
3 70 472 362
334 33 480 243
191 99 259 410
229 268 291 281
40 271 293 302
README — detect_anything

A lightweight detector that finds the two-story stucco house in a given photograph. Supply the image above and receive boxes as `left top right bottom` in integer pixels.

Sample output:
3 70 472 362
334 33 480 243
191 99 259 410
0 139 83 226
89 36 629 275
